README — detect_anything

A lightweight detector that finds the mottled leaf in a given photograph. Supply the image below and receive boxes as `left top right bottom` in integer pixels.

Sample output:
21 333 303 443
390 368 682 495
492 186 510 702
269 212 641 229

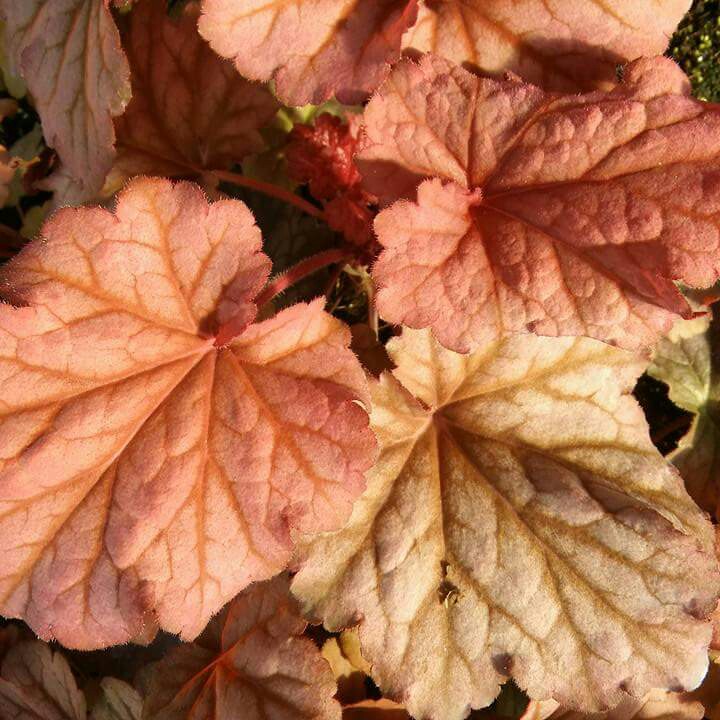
143 574 340 720
0 177 374 649
360 55 720 352
293 329 718 720
1 0 131 204
89 678 142 720
648 313 720 517
111 0 278 188
0 640 86 720
198 0 419 105
405 0 691 92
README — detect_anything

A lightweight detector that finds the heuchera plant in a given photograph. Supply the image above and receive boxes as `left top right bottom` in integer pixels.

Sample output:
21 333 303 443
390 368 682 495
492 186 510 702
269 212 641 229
0 1 719 720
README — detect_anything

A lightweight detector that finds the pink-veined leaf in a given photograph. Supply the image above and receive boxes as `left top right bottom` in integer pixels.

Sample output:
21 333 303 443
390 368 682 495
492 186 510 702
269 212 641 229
143 574 340 720
359 55 720 352
0 176 375 650
648 312 720 519
111 0 278 188
292 328 719 720
404 0 691 92
197 0 419 106
0 640 86 720
0 0 131 205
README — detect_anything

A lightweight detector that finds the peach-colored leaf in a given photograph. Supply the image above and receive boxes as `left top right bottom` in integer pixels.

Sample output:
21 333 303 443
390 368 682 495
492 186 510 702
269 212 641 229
1 0 131 205
292 329 719 720
0 640 86 719
360 54 720 352
198 0 419 106
0 176 374 650
404 0 691 92
143 574 340 720
111 0 278 188
649 314 720 518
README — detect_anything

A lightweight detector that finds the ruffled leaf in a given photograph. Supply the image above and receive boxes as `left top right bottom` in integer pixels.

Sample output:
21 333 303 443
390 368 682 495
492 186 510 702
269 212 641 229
360 55 720 351
143 574 340 720
405 0 691 91
293 329 718 719
0 177 374 649
112 0 278 188
198 0 419 105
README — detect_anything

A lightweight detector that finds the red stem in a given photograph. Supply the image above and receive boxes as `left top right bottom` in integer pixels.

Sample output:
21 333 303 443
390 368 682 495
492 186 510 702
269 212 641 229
211 169 325 221
256 249 351 308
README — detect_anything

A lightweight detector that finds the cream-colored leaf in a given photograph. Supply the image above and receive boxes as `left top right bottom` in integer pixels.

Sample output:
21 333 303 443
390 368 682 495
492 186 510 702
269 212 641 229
524 687 704 719
293 329 718 720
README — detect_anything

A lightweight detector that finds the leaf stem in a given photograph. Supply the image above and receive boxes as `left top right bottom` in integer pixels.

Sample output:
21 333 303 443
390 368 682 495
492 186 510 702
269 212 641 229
256 249 351 308
210 169 325 221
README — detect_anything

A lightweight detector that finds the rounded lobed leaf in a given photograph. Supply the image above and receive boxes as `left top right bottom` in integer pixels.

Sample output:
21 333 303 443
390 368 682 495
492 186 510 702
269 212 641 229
0 0 131 205
360 54 720 351
0 177 375 649
197 0 419 106
112 0 278 187
143 574 341 720
404 0 691 92
293 329 719 720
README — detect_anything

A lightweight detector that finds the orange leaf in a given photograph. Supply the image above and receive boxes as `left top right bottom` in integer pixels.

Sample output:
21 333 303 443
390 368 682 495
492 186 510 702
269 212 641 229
405 0 691 92
0 177 374 649
112 0 278 187
144 575 340 719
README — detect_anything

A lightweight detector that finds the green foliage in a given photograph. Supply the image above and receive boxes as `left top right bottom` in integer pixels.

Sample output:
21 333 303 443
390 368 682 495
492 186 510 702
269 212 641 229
670 0 720 101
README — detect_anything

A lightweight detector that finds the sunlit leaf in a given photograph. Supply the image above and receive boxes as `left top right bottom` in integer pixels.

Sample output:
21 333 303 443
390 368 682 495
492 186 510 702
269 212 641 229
405 0 691 91
648 313 720 517
198 0 419 105
0 176 374 649
293 329 718 719
360 55 720 352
